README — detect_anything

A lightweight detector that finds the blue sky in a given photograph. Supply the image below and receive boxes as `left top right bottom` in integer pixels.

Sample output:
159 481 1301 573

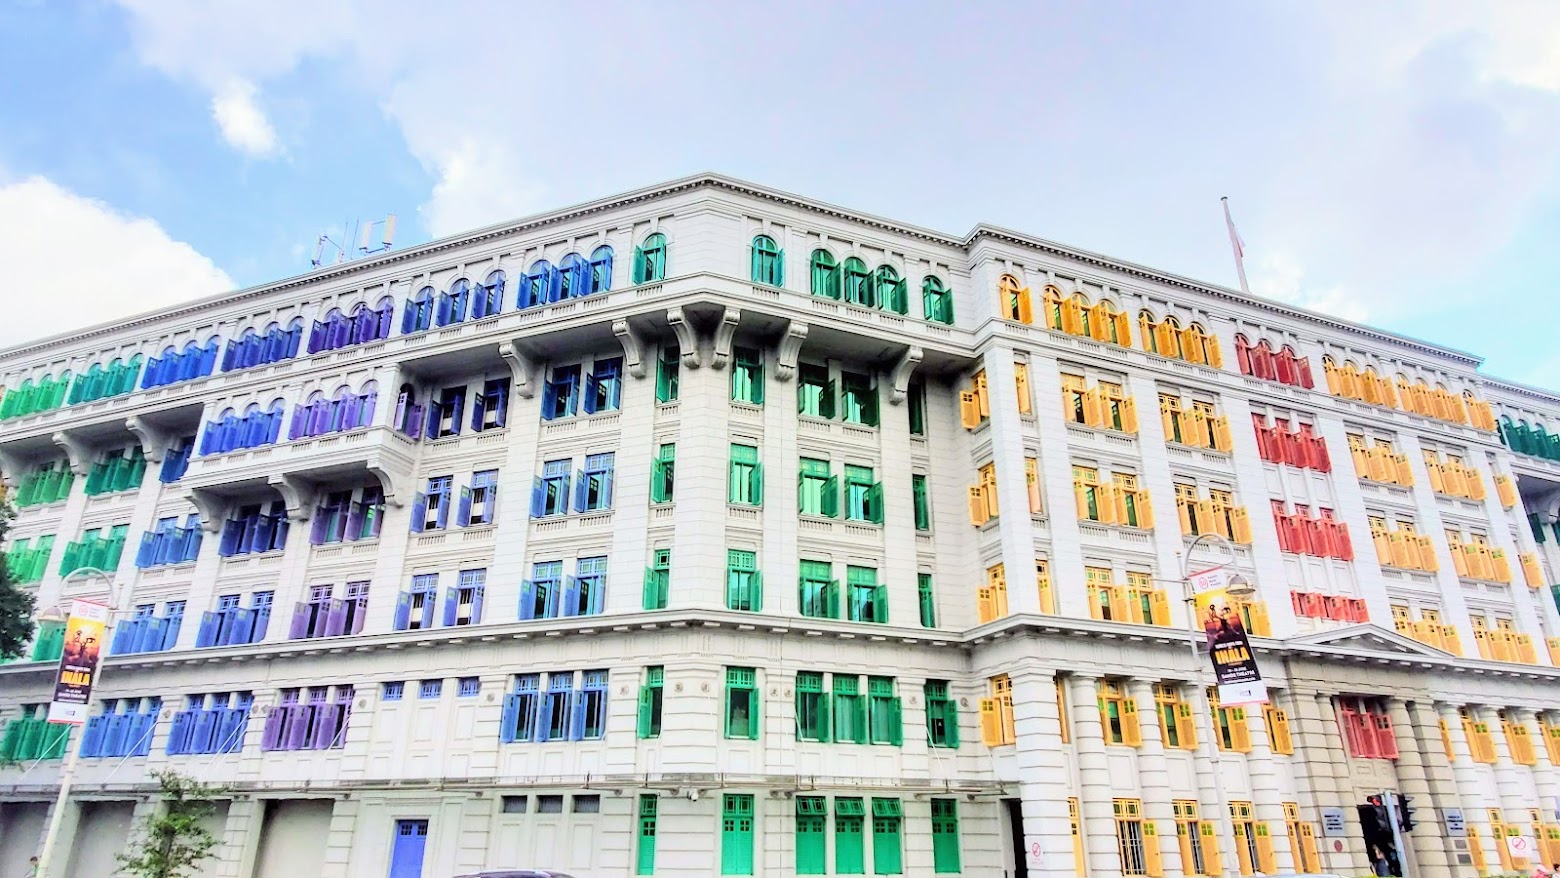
2 1 1558 387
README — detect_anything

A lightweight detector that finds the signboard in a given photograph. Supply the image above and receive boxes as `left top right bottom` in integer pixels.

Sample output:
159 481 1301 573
46 600 110 724
1190 566 1268 705
1508 835 1535 858
1321 808 1348 837
1444 808 1466 837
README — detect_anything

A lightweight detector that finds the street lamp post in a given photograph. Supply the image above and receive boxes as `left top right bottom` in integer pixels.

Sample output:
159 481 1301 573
1179 533 1256 878
34 566 121 878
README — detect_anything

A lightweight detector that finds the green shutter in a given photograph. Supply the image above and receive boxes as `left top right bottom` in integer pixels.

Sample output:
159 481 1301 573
872 798 903 874
918 574 936 627
836 798 866 874
720 794 755 875
811 250 841 299
797 796 828 874
637 685 655 739
636 795 658 875
656 350 679 402
931 799 962 873
632 246 647 284
866 482 883 525
912 476 930 531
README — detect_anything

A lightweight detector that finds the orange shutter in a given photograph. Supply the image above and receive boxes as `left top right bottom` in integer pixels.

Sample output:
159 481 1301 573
1061 297 1083 335
1206 335 1223 368
959 391 980 429
1230 507 1252 543
1211 415 1232 451
1120 396 1140 433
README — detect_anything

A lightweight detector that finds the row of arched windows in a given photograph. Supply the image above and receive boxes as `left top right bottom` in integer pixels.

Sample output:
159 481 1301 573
1320 357 1493 429
143 339 221 389
1139 313 1222 367
1234 335 1314 389
310 299 394 354
747 238 955 325
201 400 287 455
998 276 1132 347
66 356 145 405
289 381 378 440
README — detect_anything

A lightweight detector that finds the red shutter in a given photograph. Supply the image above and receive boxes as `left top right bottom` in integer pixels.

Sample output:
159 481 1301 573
1297 357 1315 388
1373 711 1399 758
1291 591 1305 615
1350 598 1369 623
1235 336 1252 376
1333 523 1354 561
1275 350 1295 385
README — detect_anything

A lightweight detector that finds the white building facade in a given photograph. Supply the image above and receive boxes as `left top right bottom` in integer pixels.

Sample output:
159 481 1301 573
0 174 1558 877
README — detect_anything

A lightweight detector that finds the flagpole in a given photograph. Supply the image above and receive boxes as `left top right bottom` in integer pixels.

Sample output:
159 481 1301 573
1221 196 1250 295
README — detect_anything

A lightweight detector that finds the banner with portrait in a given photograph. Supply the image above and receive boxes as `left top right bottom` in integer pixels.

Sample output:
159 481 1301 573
1189 566 1268 705
47 599 110 724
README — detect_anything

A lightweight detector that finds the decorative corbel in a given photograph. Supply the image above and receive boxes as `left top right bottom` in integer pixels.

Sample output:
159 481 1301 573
709 307 741 371
125 415 174 463
612 319 649 379
773 321 808 382
498 340 539 399
268 473 317 521
51 431 94 477
666 308 702 369
367 463 407 508
187 487 230 533
887 346 924 405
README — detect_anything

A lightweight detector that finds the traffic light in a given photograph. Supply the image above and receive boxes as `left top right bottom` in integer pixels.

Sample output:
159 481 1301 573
1394 793 1416 832
1359 797 1390 835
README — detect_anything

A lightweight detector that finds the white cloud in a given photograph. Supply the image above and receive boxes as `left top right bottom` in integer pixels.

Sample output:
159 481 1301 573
0 176 233 348
415 137 546 238
210 80 280 159
1247 250 1367 324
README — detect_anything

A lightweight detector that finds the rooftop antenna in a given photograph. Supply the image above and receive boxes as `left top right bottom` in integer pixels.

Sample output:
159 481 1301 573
310 213 397 268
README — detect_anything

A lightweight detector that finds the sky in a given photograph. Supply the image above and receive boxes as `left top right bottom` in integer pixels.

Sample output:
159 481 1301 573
1 1 1558 386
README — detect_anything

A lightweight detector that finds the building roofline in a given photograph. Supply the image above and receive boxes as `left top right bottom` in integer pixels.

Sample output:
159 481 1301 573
1481 373 1560 407
0 172 1495 375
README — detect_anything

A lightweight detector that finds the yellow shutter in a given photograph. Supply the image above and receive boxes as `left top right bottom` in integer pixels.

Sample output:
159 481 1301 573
1016 289 1034 324
1123 698 1143 746
1015 364 1032 415
1087 302 1109 340
1026 460 1043 514
1071 799 1087 877
968 486 989 526
1156 322 1177 358
960 390 980 429
1297 823 1320 872
1061 297 1083 335
1466 470 1486 501
1175 702 1198 749
1200 823 1223 875
1113 309 1132 346
1144 821 1165 877
1206 335 1223 368
1450 542 1470 578
1351 443 1370 476
1416 536 1440 572
1109 585 1132 622
1136 491 1154 529
1160 398 1177 439
1074 481 1091 520
1120 396 1139 433
1097 482 1120 525
1466 824 1487 872
1389 531 1414 568
1081 388 1104 428
1150 590 1171 627
1491 549 1513 584
1254 824 1275 874
1140 314 1156 352
1231 708 1251 753
980 698 1001 745
1444 464 1468 497
1038 570 1055 614
1425 460 1446 493
1178 498 1194 535
1230 507 1252 544
1265 706 1292 753
1180 327 1203 364
1496 475 1518 507
1211 415 1232 451
1186 408 1209 448
1247 600 1270 637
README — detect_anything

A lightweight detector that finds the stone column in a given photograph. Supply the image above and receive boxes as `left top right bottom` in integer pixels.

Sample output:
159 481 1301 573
1015 669 1082 878
1290 692 1365 873
1245 702 1294 870
1385 698 1452 874
984 350 1046 616
1070 675 1122 877
1482 705 1539 816
1129 679 1181 875
1437 702 1500 870
1524 710 1560 808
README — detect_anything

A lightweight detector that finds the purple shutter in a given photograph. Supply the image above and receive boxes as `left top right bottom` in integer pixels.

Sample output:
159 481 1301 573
345 502 365 542
457 486 472 527
289 603 311 639
307 320 325 354
285 704 313 750
324 599 347 637
359 392 376 427
289 405 304 440
442 587 458 627
311 703 340 749
393 592 412 631
261 708 284 750
310 514 329 545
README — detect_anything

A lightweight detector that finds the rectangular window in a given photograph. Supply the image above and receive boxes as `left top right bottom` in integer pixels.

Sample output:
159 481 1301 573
721 794 755 876
637 795 658 876
912 474 931 531
576 670 608 739
431 386 466 438
472 377 509 431
979 563 1009 624
396 574 439 631
576 452 615 512
500 674 540 742
841 371 879 426
907 379 926 436
833 676 866 744
643 548 670 611
1213 690 1252 753
867 677 902 746
798 559 838 619
1265 705 1293 754
871 798 903 875
1015 362 1033 415
655 347 680 402
1176 800 1218 876
417 475 453 531
542 364 580 420
726 549 762 612
1115 799 1149 877
917 573 936 628
1098 680 1142 746
835 797 866 874
448 568 485 626
583 357 623 414
457 677 480 697
798 363 835 419
846 565 886 624
382 681 404 701
731 347 764 405
796 796 828 875
728 444 762 505
651 443 676 504
798 457 837 517
464 469 499 526
1155 684 1197 750
419 679 442 699
796 671 829 742
981 674 1015 746
925 680 959 748
521 560 562 620
637 667 664 739
724 668 758 739
566 556 607 617
844 465 882 524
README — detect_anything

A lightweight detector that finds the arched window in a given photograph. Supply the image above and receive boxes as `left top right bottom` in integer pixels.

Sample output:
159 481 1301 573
404 286 436 334
1043 286 1064 330
395 382 420 436
1139 311 1161 355
357 380 378 429
439 279 471 326
588 245 613 294
633 233 667 284
751 235 783 287
810 250 840 299
999 275 1032 324
1097 300 1129 345
559 254 589 300
922 276 953 325
121 354 144 395
872 265 906 314
473 272 504 319
521 261 558 309
1066 293 1091 337
373 296 395 340
842 258 872 307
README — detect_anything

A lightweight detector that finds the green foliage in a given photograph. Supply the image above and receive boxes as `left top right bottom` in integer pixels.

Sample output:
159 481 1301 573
116 771 225 878
0 503 38 660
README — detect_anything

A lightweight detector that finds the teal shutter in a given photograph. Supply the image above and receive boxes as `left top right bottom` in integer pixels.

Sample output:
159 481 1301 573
871 799 903 875
636 795 658 874
836 798 866 874
720 794 755 875
931 799 961 873
796 797 828 874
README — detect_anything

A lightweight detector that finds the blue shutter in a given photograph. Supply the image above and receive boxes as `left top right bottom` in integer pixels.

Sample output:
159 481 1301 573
574 471 588 512
307 320 326 354
603 471 615 509
470 394 486 431
409 492 427 533
535 692 554 742
569 690 587 740
518 581 537 620
393 592 412 631
500 693 521 743
129 711 155 756
165 711 192 755
435 490 451 529
227 607 256 646
190 708 217 753
103 714 131 757
540 381 558 419
195 611 219 647
562 576 580 617
219 706 249 752
161 613 183 650
457 486 472 527
582 373 600 414
434 293 453 326
401 300 415 334
442 587 458 627
419 592 436 629
472 584 485 624
111 620 137 655
139 617 167 653
251 602 271 641
530 477 546 518
80 716 108 757
450 391 465 435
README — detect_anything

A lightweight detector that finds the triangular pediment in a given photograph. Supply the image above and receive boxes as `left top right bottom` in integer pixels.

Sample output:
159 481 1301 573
1286 623 1452 658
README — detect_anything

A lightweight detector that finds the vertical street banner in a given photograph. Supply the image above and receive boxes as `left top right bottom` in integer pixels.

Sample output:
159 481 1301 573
1188 567 1268 705
46 599 110 724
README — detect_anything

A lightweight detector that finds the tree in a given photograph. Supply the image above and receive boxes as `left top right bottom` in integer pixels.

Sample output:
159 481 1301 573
0 503 38 660
116 771 224 878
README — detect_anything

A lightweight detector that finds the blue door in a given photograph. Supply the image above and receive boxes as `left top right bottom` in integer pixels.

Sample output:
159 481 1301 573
389 819 429 878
